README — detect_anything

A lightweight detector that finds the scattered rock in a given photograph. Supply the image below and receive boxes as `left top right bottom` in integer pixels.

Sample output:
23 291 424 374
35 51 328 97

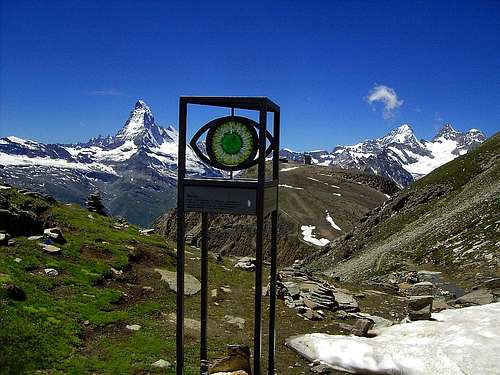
408 296 433 321
7 239 15 246
155 268 201 296
151 359 171 369
140 228 155 236
43 227 66 244
301 309 323 321
210 345 252 374
234 257 256 271
28 235 44 241
351 318 374 337
224 315 246 329
110 267 123 276
142 286 154 292
453 289 494 306
310 363 334 373
83 320 90 325
38 243 61 254
44 268 59 276
14 258 22 263
220 286 232 294
166 313 201 331
332 291 359 311
407 281 435 296
126 324 141 331
211 289 218 298
213 252 223 262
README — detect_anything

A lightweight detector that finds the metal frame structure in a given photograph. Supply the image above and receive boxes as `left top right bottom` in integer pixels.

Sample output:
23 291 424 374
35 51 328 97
176 96 280 375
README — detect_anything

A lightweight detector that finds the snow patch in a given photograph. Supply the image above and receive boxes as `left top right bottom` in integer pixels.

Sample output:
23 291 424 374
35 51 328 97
280 166 299 172
279 184 304 190
286 302 500 375
300 225 330 247
325 210 341 231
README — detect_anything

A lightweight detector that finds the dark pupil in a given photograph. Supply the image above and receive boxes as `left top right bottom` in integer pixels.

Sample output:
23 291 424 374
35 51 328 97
221 132 243 155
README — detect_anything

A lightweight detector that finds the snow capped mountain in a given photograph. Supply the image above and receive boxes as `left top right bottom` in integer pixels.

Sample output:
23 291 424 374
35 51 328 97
280 124 486 187
0 100 222 225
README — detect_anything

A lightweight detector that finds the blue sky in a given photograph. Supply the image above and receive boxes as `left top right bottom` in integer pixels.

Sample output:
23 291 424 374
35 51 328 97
1 0 499 150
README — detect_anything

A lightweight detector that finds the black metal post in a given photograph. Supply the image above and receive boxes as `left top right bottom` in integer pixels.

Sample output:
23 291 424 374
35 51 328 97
176 99 188 375
253 105 267 374
200 213 209 374
268 110 280 374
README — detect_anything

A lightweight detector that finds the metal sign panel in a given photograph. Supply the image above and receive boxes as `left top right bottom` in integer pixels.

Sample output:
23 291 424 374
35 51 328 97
264 185 278 215
184 185 257 214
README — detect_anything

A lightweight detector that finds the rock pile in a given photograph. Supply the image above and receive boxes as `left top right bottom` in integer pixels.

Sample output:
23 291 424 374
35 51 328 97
86 192 107 216
277 260 359 321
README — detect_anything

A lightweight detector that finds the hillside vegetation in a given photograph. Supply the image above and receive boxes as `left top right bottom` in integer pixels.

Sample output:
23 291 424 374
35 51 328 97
309 133 500 284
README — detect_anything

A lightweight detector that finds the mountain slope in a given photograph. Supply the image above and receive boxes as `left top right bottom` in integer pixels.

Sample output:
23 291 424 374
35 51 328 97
0 101 221 226
307 133 500 284
155 163 397 265
280 124 486 188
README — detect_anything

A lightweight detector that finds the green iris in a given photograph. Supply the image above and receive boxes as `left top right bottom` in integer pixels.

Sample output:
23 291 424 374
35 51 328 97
221 132 243 155
211 121 254 167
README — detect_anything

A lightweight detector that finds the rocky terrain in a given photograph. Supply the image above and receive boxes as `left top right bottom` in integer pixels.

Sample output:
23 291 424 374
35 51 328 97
307 133 500 286
155 164 396 265
280 124 486 188
1 150 499 374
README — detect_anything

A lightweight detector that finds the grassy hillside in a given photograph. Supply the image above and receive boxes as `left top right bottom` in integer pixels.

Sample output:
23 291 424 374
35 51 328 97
309 133 500 284
1 187 385 374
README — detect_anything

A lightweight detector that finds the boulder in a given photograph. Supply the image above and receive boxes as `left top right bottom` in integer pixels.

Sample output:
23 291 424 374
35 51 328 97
210 345 251 374
333 291 359 311
151 359 171 369
43 227 66 244
408 296 433 321
44 268 59 276
126 324 141 331
301 309 324 321
39 243 61 254
224 315 246 330
234 257 256 271
408 281 435 296
453 289 494 306
352 318 374 337
155 268 201 296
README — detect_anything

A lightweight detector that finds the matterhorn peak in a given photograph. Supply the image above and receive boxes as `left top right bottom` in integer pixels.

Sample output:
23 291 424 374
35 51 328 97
116 100 156 141
134 99 148 110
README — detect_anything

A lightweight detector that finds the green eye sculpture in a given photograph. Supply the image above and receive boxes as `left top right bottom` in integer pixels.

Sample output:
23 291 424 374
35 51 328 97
190 115 274 171
209 120 255 167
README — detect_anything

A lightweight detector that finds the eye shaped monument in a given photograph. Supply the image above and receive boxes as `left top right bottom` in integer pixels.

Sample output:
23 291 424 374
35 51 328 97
190 115 274 171
176 97 280 375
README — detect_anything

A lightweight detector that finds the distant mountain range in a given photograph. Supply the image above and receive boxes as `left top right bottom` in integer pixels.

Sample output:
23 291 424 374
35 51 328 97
0 100 221 226
280 124 485 187
0 99 487 224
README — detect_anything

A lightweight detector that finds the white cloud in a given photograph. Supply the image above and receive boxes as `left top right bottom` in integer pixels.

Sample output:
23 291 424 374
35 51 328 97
366 84 403 119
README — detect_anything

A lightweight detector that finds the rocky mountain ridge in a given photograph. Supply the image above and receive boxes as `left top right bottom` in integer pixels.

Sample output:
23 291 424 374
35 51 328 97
280 124 486 187
0 100 221 226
